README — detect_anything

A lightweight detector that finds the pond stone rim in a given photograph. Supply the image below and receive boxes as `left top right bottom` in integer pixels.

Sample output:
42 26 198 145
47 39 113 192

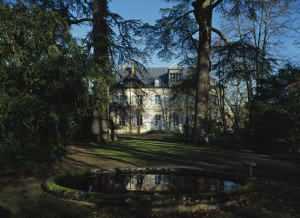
42 167 255 209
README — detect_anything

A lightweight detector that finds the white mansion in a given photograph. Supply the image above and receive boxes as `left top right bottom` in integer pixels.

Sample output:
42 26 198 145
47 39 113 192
111 61 220 134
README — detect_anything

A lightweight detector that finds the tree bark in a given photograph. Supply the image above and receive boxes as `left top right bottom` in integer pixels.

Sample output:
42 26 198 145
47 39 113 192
218 65 226 127
91 0 110 142
193 0 213 144
129 89 132 133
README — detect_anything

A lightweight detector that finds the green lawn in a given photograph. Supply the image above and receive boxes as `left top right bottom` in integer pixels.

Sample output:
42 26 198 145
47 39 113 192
88 135 237 166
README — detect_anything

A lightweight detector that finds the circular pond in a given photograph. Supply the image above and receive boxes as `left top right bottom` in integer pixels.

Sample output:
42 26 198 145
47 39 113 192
42 168 254 212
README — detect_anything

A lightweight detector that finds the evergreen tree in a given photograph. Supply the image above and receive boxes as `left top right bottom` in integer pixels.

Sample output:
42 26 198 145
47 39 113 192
254 64 300 152
11 0 149 141
0 3 91 173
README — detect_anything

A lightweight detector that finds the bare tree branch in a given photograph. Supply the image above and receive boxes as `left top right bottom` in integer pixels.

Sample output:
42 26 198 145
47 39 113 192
181 28 199 50
170 10 195 25
153 9 194 32
212 0 223 9
68 17 93 25
110 13 134 58
212 27 232 46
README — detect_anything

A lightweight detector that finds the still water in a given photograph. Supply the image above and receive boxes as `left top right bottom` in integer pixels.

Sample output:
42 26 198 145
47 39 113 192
59 173 241 195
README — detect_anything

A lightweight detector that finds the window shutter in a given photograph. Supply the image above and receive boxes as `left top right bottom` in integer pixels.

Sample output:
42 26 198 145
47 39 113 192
151 175 155 184
151 95 155 105
187 95 192 104
151 115 155 129
169 95 173 106
179 114 183 126
162 115 165 130
143 114 146 127
161 95 165 105
143 95 146 105
116 115 119 125
132 95 136 105
133 113 136 127
119 95 125 105
124 114 128 125
132 176 137 184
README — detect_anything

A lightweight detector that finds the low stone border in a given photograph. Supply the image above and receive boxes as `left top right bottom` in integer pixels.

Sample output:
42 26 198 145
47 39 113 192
42 168 255 212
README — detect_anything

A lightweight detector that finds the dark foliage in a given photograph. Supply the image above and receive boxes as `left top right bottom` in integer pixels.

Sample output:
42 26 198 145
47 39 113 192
252 64 300 152
0 4 91 173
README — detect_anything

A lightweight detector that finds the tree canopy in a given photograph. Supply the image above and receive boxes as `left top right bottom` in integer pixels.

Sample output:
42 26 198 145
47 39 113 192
0 3 91 173
145 0 299 144
253 64 300 152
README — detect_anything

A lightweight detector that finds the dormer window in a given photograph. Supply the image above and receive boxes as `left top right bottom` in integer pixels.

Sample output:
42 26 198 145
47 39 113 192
154 78 161 87
169 71 181 83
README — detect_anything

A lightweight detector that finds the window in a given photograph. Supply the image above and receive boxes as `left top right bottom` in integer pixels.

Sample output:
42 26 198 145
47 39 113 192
137 114 143 126
155 95 161 105
118 115 125 126
172 114 179 126
155 114 161 126
154 79 161 87
119 95 126 105
187 95 193 104
211 94 218 106
155 175 163 184
170 96 180 105
132 174 145 184
169 72 181 82
137 95 143 105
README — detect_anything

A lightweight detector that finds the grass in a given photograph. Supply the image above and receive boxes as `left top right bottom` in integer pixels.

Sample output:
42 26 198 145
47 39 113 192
0 162 92 218
88 136 237 166
0 192 93 218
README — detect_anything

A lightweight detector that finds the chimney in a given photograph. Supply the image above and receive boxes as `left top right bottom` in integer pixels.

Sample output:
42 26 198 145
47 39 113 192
131 59 135 75
121 64 126 70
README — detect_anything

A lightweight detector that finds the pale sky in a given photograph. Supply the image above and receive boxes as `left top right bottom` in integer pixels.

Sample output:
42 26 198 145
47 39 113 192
71 0 299 67
71 0 221 67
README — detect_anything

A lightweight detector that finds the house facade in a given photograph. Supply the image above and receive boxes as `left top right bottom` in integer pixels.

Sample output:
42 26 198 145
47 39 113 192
111 62 221 134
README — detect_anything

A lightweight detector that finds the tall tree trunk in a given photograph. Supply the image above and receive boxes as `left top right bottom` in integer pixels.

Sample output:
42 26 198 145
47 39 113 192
129 89 132 133
246 76 255 135
91 0 110 142
193 0 212 144
218 65 226 127
185 93 190 138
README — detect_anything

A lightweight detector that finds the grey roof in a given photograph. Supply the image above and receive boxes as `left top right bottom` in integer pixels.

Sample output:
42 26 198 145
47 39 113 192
116 63 193 88
140 67 169 87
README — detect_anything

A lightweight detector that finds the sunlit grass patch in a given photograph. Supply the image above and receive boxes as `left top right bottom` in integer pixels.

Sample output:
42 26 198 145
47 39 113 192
88 135 237 166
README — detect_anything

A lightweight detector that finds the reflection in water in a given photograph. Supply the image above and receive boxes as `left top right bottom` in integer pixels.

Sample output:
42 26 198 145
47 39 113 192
60 173 241 195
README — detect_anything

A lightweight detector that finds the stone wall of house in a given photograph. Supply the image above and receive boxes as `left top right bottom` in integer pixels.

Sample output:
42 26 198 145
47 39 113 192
112 87 188 134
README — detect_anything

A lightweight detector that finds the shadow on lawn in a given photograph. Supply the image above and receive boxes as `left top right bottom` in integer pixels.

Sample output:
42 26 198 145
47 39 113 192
118 134 193 144
0 206 11 218
84 134 237 167
13 193 91 218
67 149 141 167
